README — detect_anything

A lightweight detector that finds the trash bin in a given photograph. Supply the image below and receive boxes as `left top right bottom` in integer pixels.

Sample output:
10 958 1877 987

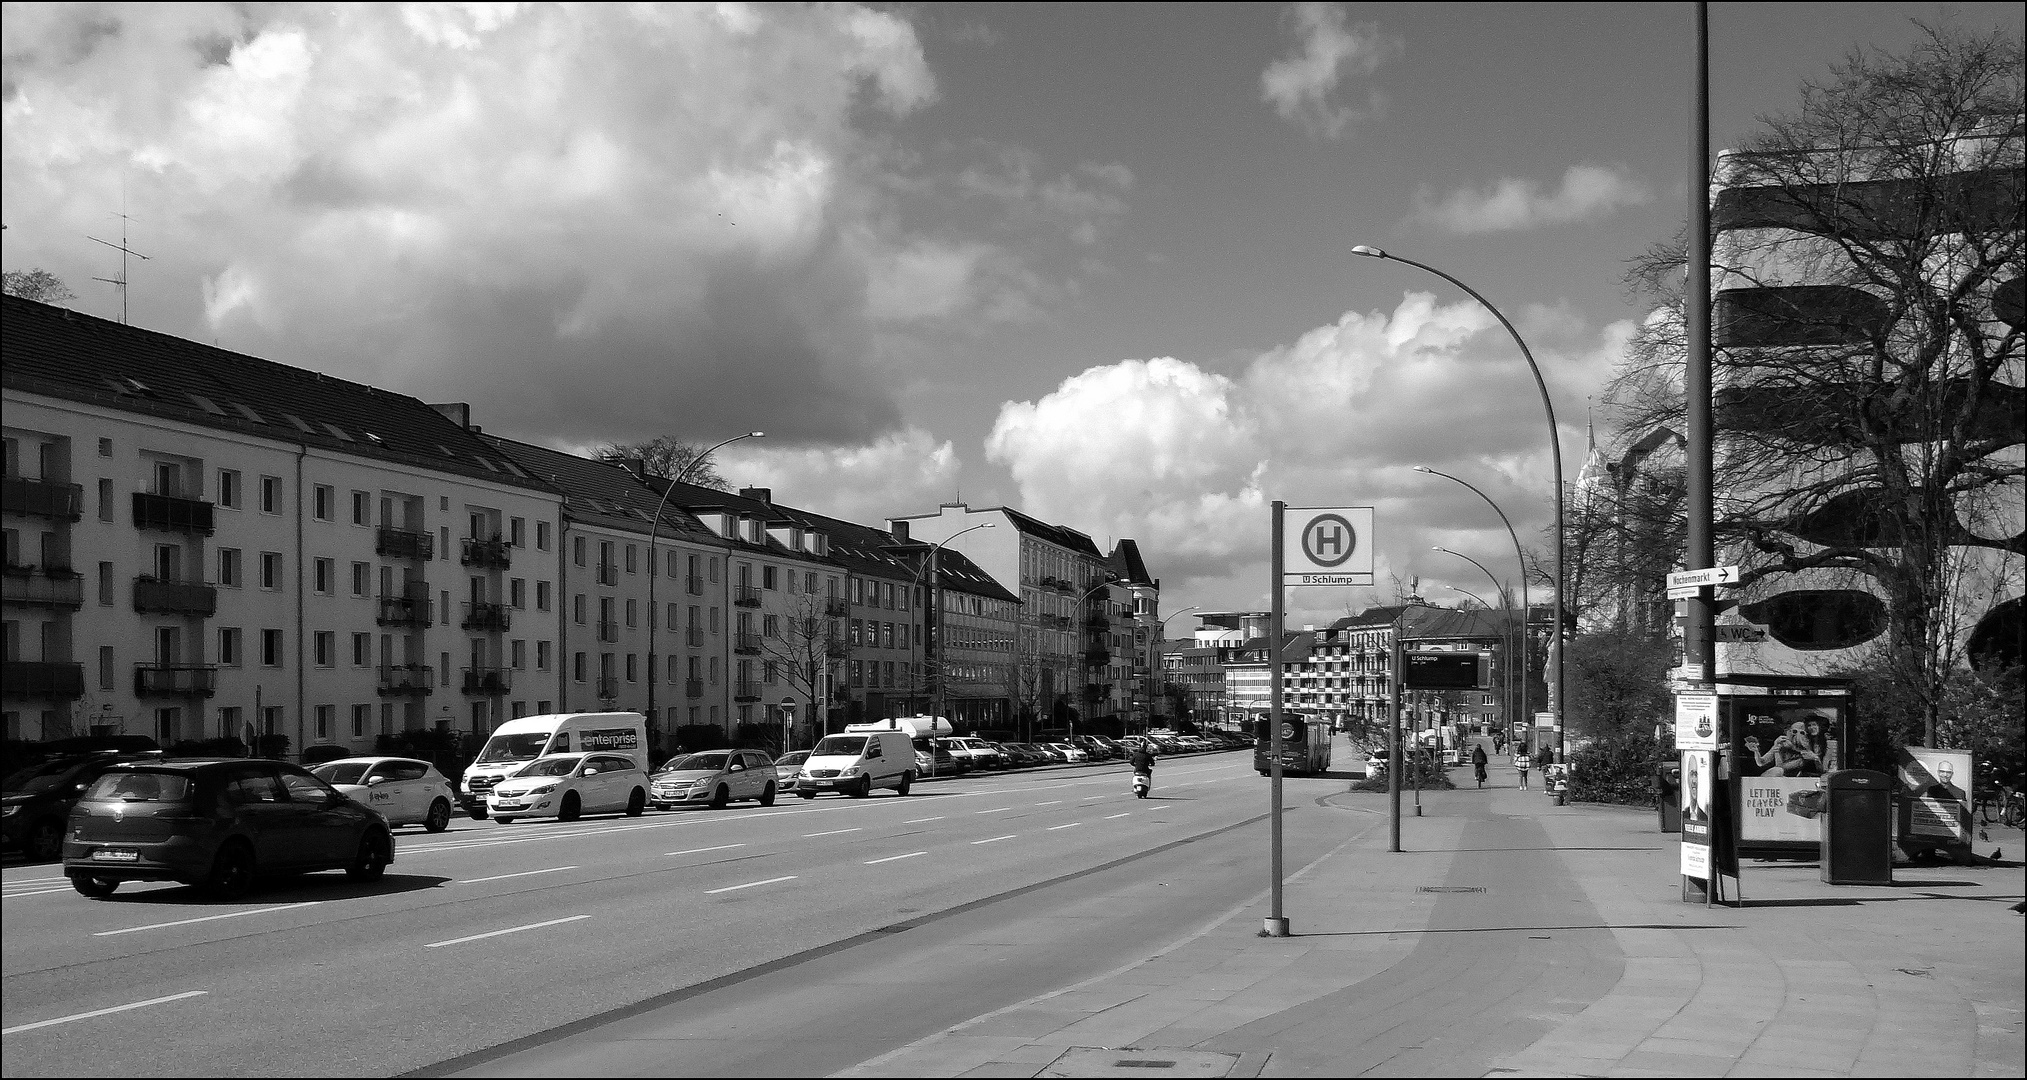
1656 761 1682 833
1821 769 1894 885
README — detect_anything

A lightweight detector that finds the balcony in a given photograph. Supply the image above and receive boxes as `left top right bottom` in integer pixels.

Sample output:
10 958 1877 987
1084 612 1112 631
377 664 434 696
375 527 435 562
1 660 84 700
462 667 511 695
132 577 217 617
825 597 851 617
685 678 705 699
685 575 704 596
1084 648 1112 668
2 476 84 520
733 679 762 702
461 601 511 632
461 537 512 571
376 593 432 628
134 664 218 698
2 566 84 609
132 491 215 535
734 632 762 655
734 585 762 608
596 618 619 643
686 627 706 648
596 563 618 587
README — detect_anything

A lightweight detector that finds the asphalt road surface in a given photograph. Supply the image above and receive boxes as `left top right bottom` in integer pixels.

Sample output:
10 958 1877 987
1 748 1361 1077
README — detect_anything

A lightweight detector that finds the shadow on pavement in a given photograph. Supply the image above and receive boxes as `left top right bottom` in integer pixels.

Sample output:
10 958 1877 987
1294 922 1741 937
88 872 451 906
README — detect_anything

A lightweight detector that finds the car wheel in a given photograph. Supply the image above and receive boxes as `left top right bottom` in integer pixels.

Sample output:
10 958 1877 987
28 819 64 862
895 771 912 796
424 799 453 833
69 873 119 899
346 832 391 882
468 803 489 820
558 792 581 822
625 788 646 817
202 841 256 900
759 782 776 807
495 816 516 824
848 776 871 799
710 785 730 810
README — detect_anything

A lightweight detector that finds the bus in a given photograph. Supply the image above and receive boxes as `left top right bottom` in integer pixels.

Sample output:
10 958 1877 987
1254 712 1332 776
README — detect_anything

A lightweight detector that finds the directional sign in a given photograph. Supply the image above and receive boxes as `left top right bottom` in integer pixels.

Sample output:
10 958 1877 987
1282 506 1374 586
1712 624 1767 643
1666 566 1740 590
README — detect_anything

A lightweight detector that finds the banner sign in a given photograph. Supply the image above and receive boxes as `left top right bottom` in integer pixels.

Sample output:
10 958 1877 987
1740 775 1824 844
1899 746 1971 844
1680 749 1714 879
1282 506 1374 586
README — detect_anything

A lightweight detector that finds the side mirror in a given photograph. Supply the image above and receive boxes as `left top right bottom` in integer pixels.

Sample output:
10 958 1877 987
366 776 385 787
729 763 743 772
581 767 599 776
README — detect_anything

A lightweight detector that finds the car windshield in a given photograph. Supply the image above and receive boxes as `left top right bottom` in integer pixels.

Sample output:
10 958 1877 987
775 752 809 768
812 735 867 756
477 733 553 763
661 753 730 773
515 756 584 778
2 759 89 795
312 762 372 785
83 771 194 802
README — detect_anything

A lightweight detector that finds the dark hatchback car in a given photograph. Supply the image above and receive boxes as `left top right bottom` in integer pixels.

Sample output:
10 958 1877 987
62 759 394 900
4 753 162 862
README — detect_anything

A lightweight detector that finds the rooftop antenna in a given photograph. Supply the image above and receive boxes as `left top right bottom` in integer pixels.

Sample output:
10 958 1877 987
88 207 149 325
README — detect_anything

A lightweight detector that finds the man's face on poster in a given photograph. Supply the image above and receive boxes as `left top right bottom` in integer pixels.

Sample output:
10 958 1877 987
1938 760 1954 786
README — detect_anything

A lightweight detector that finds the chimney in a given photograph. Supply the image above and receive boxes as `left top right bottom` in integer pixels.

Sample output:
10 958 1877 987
890 520 910 542
427 402 473 430
615 457 647 479
740 487 771 503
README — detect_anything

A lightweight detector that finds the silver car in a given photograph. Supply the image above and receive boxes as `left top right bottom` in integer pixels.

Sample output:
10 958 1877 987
651 749 779 809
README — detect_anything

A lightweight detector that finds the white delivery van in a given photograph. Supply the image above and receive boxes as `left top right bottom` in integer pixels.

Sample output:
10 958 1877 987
459 712 649 818
797 721 922 798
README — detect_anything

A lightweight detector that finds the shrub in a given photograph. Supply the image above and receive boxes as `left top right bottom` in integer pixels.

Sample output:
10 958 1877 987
375 729 472 783
1566 730 1662 806
254 733 292 760
733 722 780 754
1350 757 1455 792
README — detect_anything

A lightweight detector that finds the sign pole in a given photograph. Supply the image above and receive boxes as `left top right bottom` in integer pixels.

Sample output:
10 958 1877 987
1265 501 1289 937
1389 624 1402 852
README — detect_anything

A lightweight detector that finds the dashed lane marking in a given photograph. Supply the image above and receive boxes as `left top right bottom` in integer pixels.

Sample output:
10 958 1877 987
425 914 591 948
903 817 944 824
1047 823 1081 831
804 828 862 838
459 866 577 885
665 844 747 856
865 851 927 865
94 902 322 937
971 834 1017 845
706 876 797 895
1105 813 1132 820
2 990 208 1036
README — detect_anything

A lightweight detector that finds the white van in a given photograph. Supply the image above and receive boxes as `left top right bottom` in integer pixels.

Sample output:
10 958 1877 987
459 712 649 818
798 724 917 798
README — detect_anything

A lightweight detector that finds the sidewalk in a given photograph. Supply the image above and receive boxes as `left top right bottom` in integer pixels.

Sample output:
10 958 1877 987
840 770 2026 1078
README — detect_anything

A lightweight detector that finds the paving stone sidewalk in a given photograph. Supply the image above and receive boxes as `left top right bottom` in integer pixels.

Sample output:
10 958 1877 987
838 776 2025 1079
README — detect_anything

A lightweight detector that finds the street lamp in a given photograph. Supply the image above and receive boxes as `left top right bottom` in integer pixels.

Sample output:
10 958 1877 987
1358 245 1566 760
1146 606 1198 736
643 432 764 749
1413 464 1533 749
1435 547 1517 753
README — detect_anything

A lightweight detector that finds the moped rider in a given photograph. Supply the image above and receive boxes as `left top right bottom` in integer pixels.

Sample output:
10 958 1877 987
1129 740 1156 783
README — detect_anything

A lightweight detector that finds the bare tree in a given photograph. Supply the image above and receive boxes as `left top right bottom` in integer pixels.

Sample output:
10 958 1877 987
595 436 731 491
2 269 74 305
761 595 847 748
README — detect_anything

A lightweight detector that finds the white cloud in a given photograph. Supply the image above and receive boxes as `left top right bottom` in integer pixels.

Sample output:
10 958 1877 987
1407 165 1653 234
716 427 962 529
1260 3 1399 141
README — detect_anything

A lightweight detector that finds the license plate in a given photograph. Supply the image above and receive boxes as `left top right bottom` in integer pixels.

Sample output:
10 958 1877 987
494 803 525 811
91 849 139 862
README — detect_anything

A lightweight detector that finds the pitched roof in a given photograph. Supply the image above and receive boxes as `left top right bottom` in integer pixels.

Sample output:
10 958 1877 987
995 506 1105 558
479 434 718 543
1 295 546 490
1107 538 1155 586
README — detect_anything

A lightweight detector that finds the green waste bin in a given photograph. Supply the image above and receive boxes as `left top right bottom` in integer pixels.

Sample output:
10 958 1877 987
1656 761 1682 833
1821 769 1893 886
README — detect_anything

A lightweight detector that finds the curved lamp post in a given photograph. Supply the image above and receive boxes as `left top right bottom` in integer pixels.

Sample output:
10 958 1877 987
1146 606 1198 736
1068 575 1123 739
920 523 995 761
1435 547 1518 752
1413 465 1532 745
1359 245 1565 760
644 432 764 747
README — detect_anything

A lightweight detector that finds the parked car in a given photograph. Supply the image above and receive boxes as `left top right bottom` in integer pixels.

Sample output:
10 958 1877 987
1022 742 1066 764
914 744 961 776
1047 742 1089 763
488 753 650 823
62 758 394 900
948 737 1005 770
651 749 779 809
933 738 977 773
773 750 811 796
310 757 457 832
989 741 1038 768
5 753 162 861
1068 735 1113 760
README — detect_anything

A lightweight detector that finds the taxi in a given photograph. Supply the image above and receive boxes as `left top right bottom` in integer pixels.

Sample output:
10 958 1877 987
311 757 458 832
486 753 649 823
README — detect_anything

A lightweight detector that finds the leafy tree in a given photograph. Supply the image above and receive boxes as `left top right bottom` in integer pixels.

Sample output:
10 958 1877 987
1564 631 1675 739
596 436 731 491
1 268 74 305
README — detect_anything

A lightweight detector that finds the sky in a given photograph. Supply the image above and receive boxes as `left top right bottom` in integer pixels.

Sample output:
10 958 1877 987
4 2 2020 631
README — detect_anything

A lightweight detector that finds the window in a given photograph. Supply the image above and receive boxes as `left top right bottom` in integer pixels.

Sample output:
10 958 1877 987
315 705 333 741
261 629 284 667
218 469 242 510
98 437 112 457
313 485 335 521
98 479 114 521
625 599 637 628
314 558 335 594
536 521 551 550
351 491 370 525
259 552 282 590
314 632 334 667
219 549 244 588
625 544 637 574
537 640 551 671
763 614 778 638
353 633 371 666
511 640 526 669
98 562 114 605
763 565 777 590
510 517 525 546
510 578 526 608
260 476 282 514
626 654 637 682
573 594 585 624
806 571 818 593
536 580 551 611
219 628 242 667
573 536 586 567
99 646 114 690
352 562 370 596
352 704 370 738
219 706 242 739
573 652 586 682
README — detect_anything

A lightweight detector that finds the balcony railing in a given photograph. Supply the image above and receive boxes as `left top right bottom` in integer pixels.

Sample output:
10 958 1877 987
685 678 705 699
462 667 511 695
132 491 215 535
734 632 762 655
733 679 762 702
133 577 218 617
686 627 706 648
376 527 435 561
134 664 218 698
1 661 84 700
596 618 619 643
734 585 762 608
461 537 512 570
461 602 511 632
376 593 432 628
377 664 434 696
825 598 851 617
596 563 618 587
2 566 84 608
2 476 84 520
685 575 704 596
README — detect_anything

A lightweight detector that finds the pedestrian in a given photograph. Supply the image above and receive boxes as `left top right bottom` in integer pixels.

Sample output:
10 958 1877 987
1514 746 1532 790
1471 742 1488 788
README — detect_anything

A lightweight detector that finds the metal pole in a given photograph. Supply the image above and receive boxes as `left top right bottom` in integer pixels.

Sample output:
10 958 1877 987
1415 466 1530 753
1685 1 1717 907
1389 617 1402 852
1265 501 1289 936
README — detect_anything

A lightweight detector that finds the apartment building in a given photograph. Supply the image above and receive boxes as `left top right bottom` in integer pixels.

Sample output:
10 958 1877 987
2 295 561 753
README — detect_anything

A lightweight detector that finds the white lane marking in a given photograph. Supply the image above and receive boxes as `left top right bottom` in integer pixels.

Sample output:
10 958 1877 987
3 877 67 888
2 990 208 1036
459 866 577 885
3 887 76 900
975 807 1010 815
94 902 321 938
865 851 927 865
665 844 746 857
401 808 827 855
1036 801 1063 806
1104 813 1131 820
425 914 590 948
804 828 862 838
903 817 944 824
971 834 1017 845
1047 822 1081 831
706 876 797 895
1081 795 1105 801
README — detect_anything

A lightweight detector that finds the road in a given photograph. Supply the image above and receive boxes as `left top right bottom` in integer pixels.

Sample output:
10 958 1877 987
1 748 1360 1077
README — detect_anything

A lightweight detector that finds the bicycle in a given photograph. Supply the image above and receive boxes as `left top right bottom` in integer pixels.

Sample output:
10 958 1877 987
1985 783 2025 828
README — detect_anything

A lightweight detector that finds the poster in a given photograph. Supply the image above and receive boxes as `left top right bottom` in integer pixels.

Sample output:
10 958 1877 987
1680 749 1713 879
1675 692 1718 751
1899 746 1971 843
1740 775 1824 843
1732 703 1840 779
